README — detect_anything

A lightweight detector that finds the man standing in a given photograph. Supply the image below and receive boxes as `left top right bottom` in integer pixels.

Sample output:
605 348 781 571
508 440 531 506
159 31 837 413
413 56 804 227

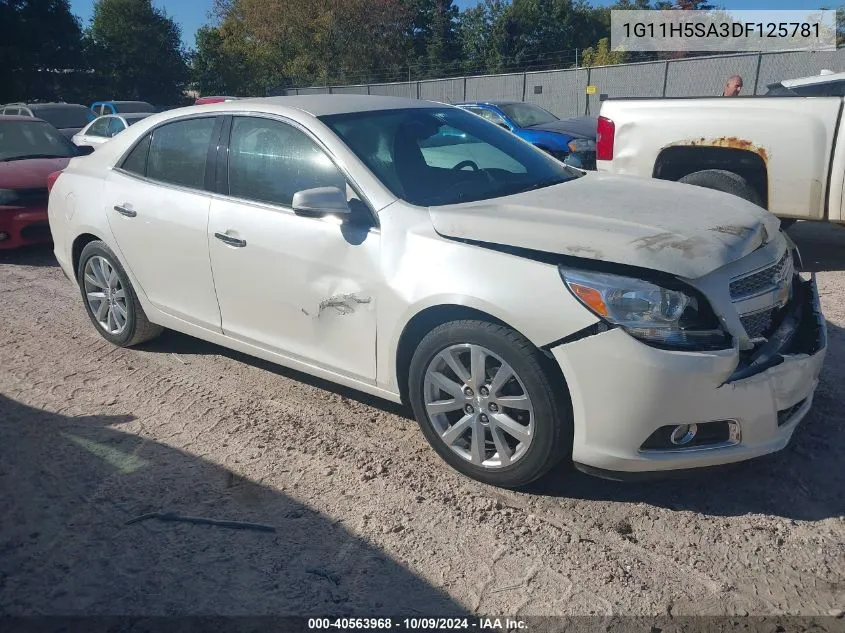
722 75 743 96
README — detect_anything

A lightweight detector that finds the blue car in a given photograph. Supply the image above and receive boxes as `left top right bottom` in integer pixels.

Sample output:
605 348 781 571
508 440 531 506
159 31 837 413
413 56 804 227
455 101 597 170
89 100 156 118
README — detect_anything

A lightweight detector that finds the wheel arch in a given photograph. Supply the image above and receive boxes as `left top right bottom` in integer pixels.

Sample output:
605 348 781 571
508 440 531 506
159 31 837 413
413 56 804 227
72 232 108 280
653 145 769 208
393 303 568 406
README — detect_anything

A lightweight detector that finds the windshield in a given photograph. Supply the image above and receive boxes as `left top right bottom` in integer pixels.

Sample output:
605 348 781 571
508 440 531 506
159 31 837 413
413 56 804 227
0 120 78 161
498 103 558 128
30 106 91 129
320 107 580 207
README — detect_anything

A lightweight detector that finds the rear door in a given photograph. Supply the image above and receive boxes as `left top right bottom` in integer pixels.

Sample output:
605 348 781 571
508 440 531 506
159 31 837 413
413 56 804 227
103 115 223 330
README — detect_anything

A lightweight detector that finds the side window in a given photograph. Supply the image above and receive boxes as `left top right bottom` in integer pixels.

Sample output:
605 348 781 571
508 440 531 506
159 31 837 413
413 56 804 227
107 118 125 137
792 80 845 97
228 116 347 208
146 117 217 189
5 108 19 115
88 117 111 137
121 133 152 176
478 109 508 127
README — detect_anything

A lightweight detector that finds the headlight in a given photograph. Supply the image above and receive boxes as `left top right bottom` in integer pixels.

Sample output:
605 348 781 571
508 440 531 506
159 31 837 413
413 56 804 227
0 189 19 205
560 267 731 350
567 138 596 153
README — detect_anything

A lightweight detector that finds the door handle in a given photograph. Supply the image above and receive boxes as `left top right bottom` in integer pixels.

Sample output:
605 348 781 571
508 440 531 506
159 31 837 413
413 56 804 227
113 204 136 217
214 232 246 248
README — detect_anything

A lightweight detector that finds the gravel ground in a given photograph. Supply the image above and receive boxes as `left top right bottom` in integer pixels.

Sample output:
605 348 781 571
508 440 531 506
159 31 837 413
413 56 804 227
1 221 843 618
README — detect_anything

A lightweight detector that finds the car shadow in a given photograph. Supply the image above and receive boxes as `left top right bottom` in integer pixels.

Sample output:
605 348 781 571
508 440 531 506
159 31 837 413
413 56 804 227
0 243 57 267
786 220 845 273
139 330 415 421
0 393 465 616
529 318 845 522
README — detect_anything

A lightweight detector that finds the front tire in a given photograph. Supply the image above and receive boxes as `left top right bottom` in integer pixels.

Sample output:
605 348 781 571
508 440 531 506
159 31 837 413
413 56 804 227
408 320 571 488
77 240 162 347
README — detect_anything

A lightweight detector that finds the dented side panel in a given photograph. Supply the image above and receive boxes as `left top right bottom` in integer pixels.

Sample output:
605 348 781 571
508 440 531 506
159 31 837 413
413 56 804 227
597 97 842 221
208 196 380 382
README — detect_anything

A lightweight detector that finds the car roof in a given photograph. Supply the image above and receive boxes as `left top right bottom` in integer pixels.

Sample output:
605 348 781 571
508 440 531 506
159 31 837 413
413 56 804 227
0 114 48 122
780 70 845 88
9 103 86 109
178 94 443 117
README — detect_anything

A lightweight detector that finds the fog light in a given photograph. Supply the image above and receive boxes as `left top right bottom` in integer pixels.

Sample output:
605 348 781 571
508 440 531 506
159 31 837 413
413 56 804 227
0 232 8 241
670 423 698 446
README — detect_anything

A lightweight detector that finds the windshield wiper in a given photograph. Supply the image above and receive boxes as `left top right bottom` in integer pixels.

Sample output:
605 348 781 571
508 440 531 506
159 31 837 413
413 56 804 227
0 154 69 162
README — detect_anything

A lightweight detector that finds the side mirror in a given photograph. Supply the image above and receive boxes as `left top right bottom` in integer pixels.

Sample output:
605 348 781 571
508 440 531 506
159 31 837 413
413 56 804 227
76 145 95 156
292 186 350 218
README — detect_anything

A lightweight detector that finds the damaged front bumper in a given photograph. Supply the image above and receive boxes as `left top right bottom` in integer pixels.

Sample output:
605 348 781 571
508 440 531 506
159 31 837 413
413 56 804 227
550 274 827 476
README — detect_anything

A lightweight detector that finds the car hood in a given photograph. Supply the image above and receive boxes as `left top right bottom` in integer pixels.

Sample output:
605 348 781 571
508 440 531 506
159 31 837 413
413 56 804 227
526 116 597 139
0 157 71 189
428 172 781 279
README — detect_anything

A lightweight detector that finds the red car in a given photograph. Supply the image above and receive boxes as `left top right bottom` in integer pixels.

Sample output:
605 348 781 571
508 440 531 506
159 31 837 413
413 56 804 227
0 115 91 249
194 95 241 105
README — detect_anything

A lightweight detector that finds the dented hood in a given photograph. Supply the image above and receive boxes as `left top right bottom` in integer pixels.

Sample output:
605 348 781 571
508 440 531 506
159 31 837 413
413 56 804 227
429 172 781 279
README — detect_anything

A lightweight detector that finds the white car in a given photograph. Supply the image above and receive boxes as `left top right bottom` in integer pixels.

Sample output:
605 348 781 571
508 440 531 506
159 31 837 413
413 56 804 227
47 96 826 488
71 113 152 148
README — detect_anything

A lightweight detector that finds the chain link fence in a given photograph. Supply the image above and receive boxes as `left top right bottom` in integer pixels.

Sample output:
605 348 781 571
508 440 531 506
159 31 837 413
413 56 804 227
281 48 845 117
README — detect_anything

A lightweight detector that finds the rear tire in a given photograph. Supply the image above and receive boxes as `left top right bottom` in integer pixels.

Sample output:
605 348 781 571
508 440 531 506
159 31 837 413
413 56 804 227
678 169 763 207
77 240 162 347
408 319 571 488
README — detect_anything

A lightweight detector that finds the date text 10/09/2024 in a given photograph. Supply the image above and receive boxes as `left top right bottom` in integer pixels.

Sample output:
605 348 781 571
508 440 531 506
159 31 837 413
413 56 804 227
307 618 528 630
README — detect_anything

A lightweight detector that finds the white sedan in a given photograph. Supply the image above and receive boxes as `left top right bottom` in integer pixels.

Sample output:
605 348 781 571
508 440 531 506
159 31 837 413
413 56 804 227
47 96 826 488
71 113 152 148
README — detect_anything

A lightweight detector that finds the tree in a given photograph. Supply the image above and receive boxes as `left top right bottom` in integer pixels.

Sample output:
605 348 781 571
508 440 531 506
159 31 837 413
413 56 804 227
408 0 461 78
88 0 189 105
0 0 87 103
581 37 626 66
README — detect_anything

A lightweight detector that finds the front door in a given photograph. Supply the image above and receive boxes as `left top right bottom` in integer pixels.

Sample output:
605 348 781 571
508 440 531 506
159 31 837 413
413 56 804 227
104 115 222 330
208 115 380 380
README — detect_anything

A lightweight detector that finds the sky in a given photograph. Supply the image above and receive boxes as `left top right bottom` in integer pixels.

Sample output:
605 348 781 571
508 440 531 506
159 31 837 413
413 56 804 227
69 0 834 50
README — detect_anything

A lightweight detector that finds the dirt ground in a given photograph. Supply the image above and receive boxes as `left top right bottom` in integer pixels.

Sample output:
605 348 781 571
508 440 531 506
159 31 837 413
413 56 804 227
1 221 844 618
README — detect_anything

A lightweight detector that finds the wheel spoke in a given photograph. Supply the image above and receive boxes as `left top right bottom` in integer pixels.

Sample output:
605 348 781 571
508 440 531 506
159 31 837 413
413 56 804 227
426 399 463 416
113 301 127 320
107 266 118 289
469 418 486 464
113 288 126 300
497 394 531 410
95 297 109 321
440 348 470 384
441 414 472 446
92 259 108 288
86 291 106 302
84 273 105 289
489 363 514 396
469 345 486 389
491 413 531 444
429 371 465 400
491 426 512 467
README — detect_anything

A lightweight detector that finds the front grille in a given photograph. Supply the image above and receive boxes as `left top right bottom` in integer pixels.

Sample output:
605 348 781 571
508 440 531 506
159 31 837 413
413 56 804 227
4 188 48 208
730 250 792 300
777 398 807 426
740 308 776 340
19 222 51 242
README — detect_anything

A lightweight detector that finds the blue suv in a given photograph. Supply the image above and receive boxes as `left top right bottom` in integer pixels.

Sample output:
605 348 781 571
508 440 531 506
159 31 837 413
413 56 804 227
456 101 596 170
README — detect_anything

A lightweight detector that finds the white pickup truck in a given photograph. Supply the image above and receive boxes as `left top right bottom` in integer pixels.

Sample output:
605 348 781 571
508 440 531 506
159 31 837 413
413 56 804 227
596 71 845 227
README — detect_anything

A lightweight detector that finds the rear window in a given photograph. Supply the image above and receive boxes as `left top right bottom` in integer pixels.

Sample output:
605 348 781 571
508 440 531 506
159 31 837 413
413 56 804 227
0 120 78 161
30 106 91 129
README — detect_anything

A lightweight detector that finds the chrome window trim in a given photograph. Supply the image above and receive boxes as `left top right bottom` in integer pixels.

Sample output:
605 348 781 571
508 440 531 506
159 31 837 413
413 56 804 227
112 110 380 230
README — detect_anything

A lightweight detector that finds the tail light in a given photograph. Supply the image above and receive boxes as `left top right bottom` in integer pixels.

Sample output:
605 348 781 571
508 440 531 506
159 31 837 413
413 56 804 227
47 170 63 193
596 116 615 161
